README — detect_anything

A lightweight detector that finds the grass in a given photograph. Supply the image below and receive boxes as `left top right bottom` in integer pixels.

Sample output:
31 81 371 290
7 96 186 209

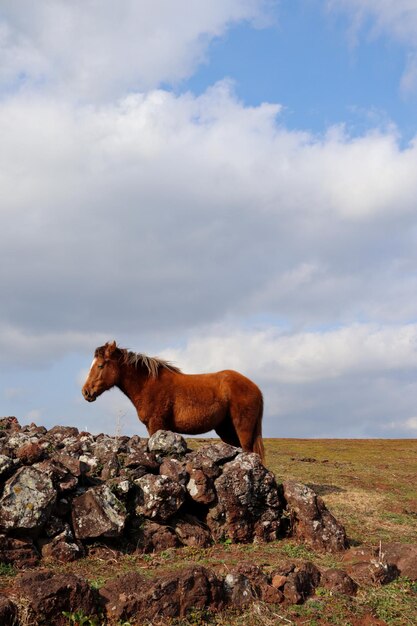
2 438 416 625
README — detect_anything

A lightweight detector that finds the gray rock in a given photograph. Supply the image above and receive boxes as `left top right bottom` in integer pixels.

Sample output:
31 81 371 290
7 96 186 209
148 430 188 459
283 480 348 552
207 452 283 543
135 474 185 521
0 466 56 534
0 455 14 481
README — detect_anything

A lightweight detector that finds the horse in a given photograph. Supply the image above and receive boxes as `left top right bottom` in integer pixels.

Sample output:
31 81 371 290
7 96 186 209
82 341 265 461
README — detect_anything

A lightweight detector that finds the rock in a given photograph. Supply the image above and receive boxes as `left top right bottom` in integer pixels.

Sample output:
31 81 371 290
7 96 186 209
124 449 159 472
100 453 120 480
283 480 348 552
283 561 321 604
223 572 256 607
99 566 223 623
43 514 66 538
40 526 85 562
0 596 18 626
16 570 98 626
72 485 126 539
0 417 21 432
342 544 415 585
99 571 146 622
35 458 78 492
159 457 189 485
132 519 179 553
229 563 284 604
174 514 212 548
186 468 216 504
321 568 358 596
379 542 417 581
186 443 240 479
148 430 188 459
272 574 287 589
16 442 44 464
207 452 283 543
135 474 185 521
0 455 15 481
51 453 84 478
0 534 39 568
0 466 56 535
47 425 80 443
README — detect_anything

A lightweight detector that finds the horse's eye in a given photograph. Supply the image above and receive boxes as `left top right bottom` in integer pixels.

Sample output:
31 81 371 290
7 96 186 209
97 364 104 369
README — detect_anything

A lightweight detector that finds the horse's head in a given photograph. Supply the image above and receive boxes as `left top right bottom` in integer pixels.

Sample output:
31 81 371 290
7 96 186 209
82 341 121 402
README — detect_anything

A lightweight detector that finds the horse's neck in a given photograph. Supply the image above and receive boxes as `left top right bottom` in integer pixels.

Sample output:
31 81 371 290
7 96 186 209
117 363 151 409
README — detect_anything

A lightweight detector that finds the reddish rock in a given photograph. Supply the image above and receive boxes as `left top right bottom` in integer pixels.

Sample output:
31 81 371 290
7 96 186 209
16 570 98 626
47 425 79 439
321 568 358 596
272 574 287 589
342 545 411 585
100 566 223 623
283 562 321 604
35 458 78 492
186 443 239 479
100 453 120 480
16 442 44 464
229 563 284 604
40 527 85 563
124 449 159 472
52 453 84 477
133 519 179 553
174 514 212 548
283 480 348 552
160 457 189 485
72 485 126 539
0 534 39 568
379 542 417 581
0 417 21 432
223 572 256 607
186 468 216 504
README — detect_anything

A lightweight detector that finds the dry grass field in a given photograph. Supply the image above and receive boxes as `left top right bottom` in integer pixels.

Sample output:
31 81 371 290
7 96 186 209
1 438 416 625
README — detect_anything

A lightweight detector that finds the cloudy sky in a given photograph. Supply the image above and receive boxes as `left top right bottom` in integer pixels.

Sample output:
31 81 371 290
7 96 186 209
1 0 417 438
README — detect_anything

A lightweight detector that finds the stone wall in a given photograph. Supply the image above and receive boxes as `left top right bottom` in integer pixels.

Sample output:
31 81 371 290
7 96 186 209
0 416 347 566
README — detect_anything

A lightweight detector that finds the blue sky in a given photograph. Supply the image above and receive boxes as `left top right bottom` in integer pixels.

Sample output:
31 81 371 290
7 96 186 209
184 1 416 140
1 0 417 439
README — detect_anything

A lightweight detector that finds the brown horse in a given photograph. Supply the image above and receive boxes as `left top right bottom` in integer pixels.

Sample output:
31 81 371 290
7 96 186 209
82 341 264 461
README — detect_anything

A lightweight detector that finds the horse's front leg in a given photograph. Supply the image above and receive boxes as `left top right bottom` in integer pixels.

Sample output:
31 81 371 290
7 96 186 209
143 413 171 436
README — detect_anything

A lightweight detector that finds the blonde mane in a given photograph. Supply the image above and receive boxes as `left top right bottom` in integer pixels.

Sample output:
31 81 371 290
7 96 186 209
123 350 181 378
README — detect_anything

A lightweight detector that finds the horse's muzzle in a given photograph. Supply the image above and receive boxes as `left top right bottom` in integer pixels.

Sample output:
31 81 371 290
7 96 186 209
82 388 96 402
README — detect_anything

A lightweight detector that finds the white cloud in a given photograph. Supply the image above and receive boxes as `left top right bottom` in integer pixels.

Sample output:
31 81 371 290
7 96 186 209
382 415 417 434
1 84 417 368
0 0 271 100
160 323 417 384
330 0 417 92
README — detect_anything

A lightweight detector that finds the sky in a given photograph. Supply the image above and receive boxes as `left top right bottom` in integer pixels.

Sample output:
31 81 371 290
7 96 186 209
1 0 417 439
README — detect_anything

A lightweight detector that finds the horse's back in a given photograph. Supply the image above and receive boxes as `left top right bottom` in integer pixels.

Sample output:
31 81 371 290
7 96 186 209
176 369 261 399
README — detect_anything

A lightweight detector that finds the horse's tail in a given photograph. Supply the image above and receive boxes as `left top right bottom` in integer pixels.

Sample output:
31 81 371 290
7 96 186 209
253 392 265 464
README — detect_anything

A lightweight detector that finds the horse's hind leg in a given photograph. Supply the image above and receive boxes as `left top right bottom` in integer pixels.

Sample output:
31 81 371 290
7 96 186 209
215 417 240 447
229 396 264 459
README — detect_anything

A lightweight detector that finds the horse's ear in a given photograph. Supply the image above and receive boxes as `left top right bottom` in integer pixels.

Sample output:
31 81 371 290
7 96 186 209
105 340 117 357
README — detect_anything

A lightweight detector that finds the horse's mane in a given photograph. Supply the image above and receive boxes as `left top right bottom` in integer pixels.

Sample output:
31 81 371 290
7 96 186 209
122 349 181 377
95 344 181 377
